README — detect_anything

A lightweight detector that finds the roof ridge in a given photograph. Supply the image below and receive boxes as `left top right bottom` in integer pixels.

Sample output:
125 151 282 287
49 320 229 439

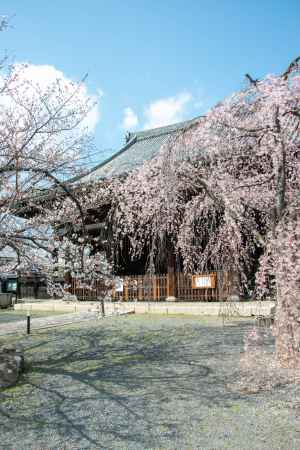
72 115 202 183
136 129 179 142
134 116 201 139
71 135 138 183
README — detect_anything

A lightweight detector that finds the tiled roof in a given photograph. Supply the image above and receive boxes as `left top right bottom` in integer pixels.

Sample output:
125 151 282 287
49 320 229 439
78 116 201 183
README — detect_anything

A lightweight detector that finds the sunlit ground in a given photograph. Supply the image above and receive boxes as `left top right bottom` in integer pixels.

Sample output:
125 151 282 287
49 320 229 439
0 315 299 450
0 309 68 324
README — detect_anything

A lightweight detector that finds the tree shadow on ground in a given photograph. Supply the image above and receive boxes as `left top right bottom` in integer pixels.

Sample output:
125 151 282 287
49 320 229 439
0 318 272 449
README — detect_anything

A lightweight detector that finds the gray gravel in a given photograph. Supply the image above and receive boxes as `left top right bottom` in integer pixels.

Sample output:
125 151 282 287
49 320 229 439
0 315 299 450
0 310 68 326
0 312 100 336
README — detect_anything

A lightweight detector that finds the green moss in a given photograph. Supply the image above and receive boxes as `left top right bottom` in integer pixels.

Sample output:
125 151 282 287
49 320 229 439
112 353 145 364
230 404 242 412
1 384 23 394
0 376 32 398
61 359 104 373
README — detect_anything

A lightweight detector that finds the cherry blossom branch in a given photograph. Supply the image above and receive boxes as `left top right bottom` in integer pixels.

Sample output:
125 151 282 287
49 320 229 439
282 56 300 80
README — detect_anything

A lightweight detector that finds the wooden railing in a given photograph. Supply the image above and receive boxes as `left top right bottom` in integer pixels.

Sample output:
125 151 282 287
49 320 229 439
69 278 109 301
176 271 233 301
69 271 236 302
176 272 216 301
112 274 168 301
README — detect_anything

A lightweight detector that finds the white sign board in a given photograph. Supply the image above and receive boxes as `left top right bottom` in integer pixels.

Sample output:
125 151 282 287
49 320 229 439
192 274 216 289
194 276 212 288
115 279 124 292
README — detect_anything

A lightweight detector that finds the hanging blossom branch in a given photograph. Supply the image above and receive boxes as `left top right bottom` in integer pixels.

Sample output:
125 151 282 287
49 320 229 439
105 58 300 370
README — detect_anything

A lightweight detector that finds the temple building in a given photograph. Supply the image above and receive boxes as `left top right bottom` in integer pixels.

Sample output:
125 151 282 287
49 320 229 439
19 116 238 301
68 116 237 301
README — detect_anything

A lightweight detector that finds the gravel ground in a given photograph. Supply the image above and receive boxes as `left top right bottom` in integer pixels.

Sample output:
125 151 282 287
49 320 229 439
0 312 101 336
0 310 68 325
0 315 299 450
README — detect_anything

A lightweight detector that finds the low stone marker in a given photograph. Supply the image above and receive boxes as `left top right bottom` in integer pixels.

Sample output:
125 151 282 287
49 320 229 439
0 345 24 389
0 293 13 308
166 296 177 302
256 304 276 327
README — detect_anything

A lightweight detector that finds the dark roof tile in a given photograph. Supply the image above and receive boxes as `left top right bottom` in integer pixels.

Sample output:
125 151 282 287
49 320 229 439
79 116 201 182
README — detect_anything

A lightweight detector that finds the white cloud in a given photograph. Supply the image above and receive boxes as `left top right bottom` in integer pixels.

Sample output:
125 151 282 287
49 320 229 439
121 107 139 130
0 63 101 133
143 91 193 129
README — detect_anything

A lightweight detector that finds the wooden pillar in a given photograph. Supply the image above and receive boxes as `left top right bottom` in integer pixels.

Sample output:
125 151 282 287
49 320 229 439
166 248 177 301
124 278 129 301
166 271 176 297
152 276 157 301
166 254 177 301
138 276 143 301
111 285 116 301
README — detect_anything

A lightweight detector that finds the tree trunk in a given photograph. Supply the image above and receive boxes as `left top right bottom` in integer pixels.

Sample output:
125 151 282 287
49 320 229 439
100 297 105 317
274 287 300 368
273 221 300 369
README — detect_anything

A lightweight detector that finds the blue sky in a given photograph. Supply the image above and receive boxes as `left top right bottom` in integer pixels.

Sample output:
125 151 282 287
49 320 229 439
1 0 299 164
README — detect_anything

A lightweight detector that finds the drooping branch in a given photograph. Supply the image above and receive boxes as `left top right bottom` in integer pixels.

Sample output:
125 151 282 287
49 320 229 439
245 73 259 86
282 56 300 80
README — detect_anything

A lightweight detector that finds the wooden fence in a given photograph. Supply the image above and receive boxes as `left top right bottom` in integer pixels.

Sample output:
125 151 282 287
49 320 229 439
69 271 236 302
112 274 168 302
177 272 216 301
69 277 109 301
176 271 235 301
